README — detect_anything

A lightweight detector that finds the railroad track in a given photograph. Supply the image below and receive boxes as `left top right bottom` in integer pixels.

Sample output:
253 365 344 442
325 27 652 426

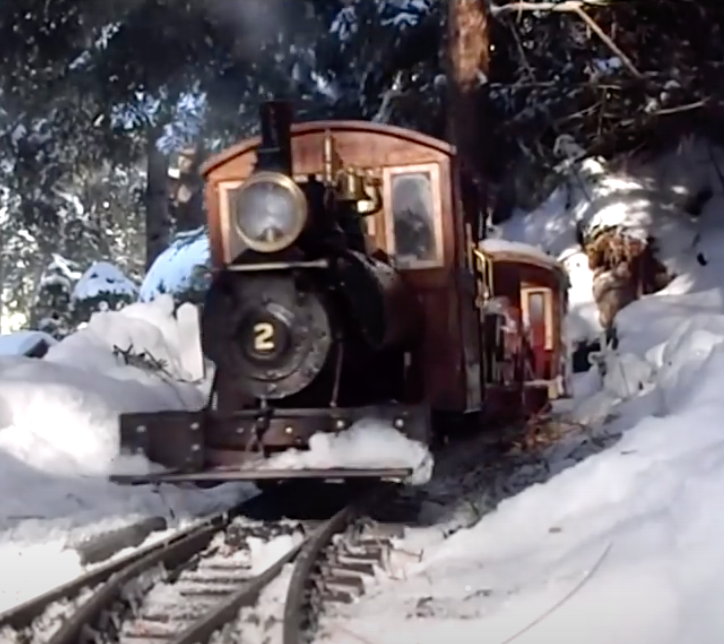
0 484 406 644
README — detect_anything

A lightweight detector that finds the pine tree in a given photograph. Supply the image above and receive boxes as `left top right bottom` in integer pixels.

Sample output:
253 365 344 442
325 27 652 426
30 254 81 338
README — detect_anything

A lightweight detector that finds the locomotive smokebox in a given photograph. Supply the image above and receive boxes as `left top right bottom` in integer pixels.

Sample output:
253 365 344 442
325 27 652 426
256 100 293 175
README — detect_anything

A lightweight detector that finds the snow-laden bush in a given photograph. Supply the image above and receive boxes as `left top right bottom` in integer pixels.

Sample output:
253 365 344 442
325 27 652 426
71 261 138 325
140 227 211 307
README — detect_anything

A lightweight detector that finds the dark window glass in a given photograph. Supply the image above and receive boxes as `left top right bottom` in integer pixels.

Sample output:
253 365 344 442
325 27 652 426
391 172 437 266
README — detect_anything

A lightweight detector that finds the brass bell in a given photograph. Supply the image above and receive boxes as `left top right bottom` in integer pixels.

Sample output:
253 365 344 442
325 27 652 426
337 169 368 203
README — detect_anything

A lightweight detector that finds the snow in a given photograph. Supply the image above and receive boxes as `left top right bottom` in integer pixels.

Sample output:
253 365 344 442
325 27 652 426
0 294 253 612
0 330 56 357
40 253 82 287
72 261 137 302
261 419 434 485
139 228 209 301
318 138 724 644
331 0 432 40
497 137 722 342
5 132 724 642
478 238 560 268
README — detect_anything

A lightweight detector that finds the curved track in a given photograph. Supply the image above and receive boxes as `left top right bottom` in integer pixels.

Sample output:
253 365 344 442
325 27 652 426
0 484 403 644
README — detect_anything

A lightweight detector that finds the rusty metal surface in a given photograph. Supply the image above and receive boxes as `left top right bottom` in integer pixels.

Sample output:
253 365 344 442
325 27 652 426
120 409 205 470
118 403 431 477
283 499 363 644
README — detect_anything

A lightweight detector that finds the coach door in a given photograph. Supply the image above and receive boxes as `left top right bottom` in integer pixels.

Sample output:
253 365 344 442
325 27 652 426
521 286 554 381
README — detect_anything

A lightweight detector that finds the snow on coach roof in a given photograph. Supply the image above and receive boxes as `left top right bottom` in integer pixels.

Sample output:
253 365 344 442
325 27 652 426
478 238 566 274
200 120 456 176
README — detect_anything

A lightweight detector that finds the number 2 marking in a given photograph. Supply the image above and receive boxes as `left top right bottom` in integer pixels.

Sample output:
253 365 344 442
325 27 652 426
253 322 275 351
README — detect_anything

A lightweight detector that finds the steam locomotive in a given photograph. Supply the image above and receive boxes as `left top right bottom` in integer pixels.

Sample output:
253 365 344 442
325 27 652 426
117 102 432 484
115 100 571 486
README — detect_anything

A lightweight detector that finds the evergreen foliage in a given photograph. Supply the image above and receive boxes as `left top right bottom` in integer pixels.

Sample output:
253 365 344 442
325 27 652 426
71 261 138 325
30 255 81 338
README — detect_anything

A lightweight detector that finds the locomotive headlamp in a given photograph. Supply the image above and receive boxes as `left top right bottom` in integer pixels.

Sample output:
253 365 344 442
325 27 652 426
233 171 308 253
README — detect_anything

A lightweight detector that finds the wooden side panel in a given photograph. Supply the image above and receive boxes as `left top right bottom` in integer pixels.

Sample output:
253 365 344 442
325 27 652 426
379 158 467 411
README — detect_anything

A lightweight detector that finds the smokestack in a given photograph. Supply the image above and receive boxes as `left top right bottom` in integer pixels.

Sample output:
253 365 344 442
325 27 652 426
256 100 293 175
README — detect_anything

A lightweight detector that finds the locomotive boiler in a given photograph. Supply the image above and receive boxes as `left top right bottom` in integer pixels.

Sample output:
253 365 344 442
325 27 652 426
116 101 431 483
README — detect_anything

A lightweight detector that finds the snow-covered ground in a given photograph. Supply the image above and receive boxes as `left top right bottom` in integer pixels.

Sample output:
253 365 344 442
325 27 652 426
5 135 724 644
0 292 430 613
318 138 724 644
497 137 720 343
0 295 255 612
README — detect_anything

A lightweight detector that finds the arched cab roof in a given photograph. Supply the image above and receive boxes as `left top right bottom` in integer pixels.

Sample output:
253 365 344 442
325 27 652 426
477 239 567 277
201 119 457 272
200 120 456 178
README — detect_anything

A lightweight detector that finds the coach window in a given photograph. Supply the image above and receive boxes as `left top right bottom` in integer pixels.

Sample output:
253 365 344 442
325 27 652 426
521 287 554 350
385 163 443 269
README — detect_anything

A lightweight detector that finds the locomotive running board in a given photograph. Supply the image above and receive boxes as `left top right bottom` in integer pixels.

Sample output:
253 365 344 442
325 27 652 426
110 466 412 485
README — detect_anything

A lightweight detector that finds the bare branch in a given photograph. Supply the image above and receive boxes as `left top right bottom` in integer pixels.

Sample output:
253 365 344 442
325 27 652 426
571 6 642 78
489 1 610 14
616 99 708 127
489 0 642 78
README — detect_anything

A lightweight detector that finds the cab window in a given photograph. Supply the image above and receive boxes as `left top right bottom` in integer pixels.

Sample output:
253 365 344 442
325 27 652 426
384 163 443 268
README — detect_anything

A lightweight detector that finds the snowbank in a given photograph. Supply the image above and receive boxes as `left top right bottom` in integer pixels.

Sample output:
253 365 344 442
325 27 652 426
498 138 724 342
326 313 724 644
0 330 56 357
320 139 724 644
1 295 208 481
0 295 253 610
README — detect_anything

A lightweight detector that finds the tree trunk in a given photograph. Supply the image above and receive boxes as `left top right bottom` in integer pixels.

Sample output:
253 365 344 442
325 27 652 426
169 141 207 232
446 0 491 185
145 128 172 271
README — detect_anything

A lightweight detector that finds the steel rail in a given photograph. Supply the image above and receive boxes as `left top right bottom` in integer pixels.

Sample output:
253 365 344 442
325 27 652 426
2 486 384 644
283 488 383 644
0 509 233 633
45 513 241 644
0 488 283 634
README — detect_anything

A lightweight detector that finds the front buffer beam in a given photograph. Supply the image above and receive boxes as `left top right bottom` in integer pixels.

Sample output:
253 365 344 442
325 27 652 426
111 403 431 485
